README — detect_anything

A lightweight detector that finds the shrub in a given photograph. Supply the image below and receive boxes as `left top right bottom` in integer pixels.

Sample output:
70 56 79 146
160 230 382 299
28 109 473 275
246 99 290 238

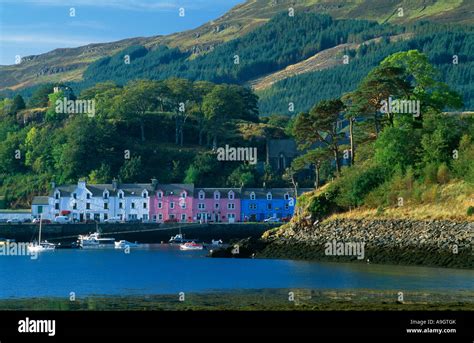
423 162 438 185
436 163 450 184
467 206 474 216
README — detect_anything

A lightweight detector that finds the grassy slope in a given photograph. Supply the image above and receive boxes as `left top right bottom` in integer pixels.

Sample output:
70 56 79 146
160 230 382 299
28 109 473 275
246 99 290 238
0 0 471 91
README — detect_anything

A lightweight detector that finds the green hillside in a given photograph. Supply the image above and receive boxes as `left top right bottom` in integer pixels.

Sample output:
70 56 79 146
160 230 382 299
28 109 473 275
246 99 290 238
0 0 472 91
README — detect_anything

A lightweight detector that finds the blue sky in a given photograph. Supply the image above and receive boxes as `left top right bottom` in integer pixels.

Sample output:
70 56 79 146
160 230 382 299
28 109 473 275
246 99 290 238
0 0 243 65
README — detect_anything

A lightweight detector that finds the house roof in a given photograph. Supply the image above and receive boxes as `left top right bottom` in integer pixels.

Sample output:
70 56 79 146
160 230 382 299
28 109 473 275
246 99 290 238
241 188 313 199
194 188 242 198
155 184 194 196
32 196 49 205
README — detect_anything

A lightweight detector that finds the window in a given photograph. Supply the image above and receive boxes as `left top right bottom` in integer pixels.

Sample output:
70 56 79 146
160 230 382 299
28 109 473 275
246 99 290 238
158 202 162 209
158 214 163 220
103 193 108 199
199 191 205 200
143 214 148 220
170 202 175 209
86 213 91 220
142 192 147 198
227 213 235 219
181 192 186 198
143 202 147 209
73 203 77 210
119 192 123 199
250 192 256 200
198 203 205 210
73 193 77 199
104 203 108 210
285 204 289 210
249 203 257 210
86 203 90 210
214 203 219 209
266 192 272 200
228 203 235 210
55 203 59 210
55 193 59 200
119 202 123 209
180 202 186 209
169 214 175 219
181 214 186 221
267 203 272 210
284 193 290 200
131 202 135 209
38 206 43 214
104 214 108 221
86 193 91 200
157 192 163 199
228 191 234 200
214 191 220 200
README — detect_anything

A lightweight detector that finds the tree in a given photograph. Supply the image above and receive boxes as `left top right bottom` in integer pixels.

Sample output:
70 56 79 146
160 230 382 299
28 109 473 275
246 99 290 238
28 84 54 108
119 156 143 182
11 95 26 114
292 148 331 189
164 78 194 146
293 99 346 174
116 80 160 141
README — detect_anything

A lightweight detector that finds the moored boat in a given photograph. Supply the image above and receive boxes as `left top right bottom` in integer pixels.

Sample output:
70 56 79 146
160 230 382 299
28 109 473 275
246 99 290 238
78 232 115 249
114 240 139 249
179 242 204 251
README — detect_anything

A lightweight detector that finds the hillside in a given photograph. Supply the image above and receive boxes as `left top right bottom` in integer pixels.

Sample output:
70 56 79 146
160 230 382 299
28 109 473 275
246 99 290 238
1 0 472 91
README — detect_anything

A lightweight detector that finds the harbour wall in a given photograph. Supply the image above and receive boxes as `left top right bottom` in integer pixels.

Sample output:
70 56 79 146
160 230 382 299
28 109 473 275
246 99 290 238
0 223 278 243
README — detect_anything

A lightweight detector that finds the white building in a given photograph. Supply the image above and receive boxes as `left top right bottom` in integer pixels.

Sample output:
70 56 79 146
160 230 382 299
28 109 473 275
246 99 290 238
49 180 154 222
31 196 52 220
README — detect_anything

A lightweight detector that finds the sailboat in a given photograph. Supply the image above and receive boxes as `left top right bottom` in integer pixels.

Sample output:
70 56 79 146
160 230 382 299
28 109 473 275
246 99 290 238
28 215 55 253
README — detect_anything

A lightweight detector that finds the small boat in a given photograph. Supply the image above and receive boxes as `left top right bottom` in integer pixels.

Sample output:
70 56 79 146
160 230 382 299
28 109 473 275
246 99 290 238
78 232 115 249
28 242 56 253
114 240 139 249
27 215 55 253
179 242 204 251
169 233 194 244
211 239 223 246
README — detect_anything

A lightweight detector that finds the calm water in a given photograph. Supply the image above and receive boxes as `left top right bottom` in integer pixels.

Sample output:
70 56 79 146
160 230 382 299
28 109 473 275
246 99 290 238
0 245 473 298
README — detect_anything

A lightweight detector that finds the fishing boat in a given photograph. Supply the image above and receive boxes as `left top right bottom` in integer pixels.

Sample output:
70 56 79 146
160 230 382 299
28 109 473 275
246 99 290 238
27 215 55 253
179 241 204 251
114 240 139 249
78 232 115 249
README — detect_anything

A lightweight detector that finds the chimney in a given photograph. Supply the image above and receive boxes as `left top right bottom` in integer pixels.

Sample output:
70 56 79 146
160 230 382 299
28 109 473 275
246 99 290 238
78 179 86 189
112 178 118 191
151 178 158 190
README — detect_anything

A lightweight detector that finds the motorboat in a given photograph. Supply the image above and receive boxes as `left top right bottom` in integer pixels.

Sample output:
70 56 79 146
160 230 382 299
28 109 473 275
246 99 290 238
78 232 115 249
114 240 139 249
211 239 223 246
179 242 204 251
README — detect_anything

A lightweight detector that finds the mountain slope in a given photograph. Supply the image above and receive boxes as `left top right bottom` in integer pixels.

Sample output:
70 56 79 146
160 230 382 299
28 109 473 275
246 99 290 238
1 0 472 91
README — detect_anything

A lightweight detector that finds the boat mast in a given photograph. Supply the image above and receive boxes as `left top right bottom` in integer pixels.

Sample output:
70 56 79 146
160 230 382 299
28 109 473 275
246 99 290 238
38 213 42 243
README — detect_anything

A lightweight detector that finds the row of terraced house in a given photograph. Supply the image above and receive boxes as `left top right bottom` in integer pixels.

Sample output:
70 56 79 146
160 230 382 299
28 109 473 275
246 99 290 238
31 180 312 223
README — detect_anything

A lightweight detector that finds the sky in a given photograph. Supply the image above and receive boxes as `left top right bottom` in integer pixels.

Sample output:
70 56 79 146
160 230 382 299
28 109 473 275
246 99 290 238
0 0 244 65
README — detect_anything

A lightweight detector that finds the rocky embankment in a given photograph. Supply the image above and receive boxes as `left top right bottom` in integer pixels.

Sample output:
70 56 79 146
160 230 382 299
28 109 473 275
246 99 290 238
217 219 473 269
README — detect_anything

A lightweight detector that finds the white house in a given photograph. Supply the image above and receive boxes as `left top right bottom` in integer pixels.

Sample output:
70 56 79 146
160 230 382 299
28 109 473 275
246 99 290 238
31 196 52 220
49 180 154 222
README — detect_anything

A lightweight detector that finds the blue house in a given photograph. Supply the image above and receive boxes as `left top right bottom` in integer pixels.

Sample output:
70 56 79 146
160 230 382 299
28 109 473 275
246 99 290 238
240 188 312 222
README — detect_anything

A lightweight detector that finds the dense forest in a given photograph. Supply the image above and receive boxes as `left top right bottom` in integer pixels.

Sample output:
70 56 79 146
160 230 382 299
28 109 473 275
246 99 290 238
0 11 473 211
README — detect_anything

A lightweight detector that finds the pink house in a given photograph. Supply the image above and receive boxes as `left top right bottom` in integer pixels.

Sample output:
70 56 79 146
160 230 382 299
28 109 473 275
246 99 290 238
193 188 241 223
150 184 194 223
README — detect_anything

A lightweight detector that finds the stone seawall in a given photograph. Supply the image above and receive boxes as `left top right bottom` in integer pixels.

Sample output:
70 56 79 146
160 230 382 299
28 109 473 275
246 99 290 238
259 219 474 268
0 223 277 243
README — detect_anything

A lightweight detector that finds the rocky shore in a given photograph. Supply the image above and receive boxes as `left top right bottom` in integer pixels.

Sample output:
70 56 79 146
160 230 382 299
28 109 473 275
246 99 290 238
215 219 473 269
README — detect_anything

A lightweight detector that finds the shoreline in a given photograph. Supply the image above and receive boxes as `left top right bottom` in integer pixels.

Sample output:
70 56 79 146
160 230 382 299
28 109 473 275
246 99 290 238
1 289 473 311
